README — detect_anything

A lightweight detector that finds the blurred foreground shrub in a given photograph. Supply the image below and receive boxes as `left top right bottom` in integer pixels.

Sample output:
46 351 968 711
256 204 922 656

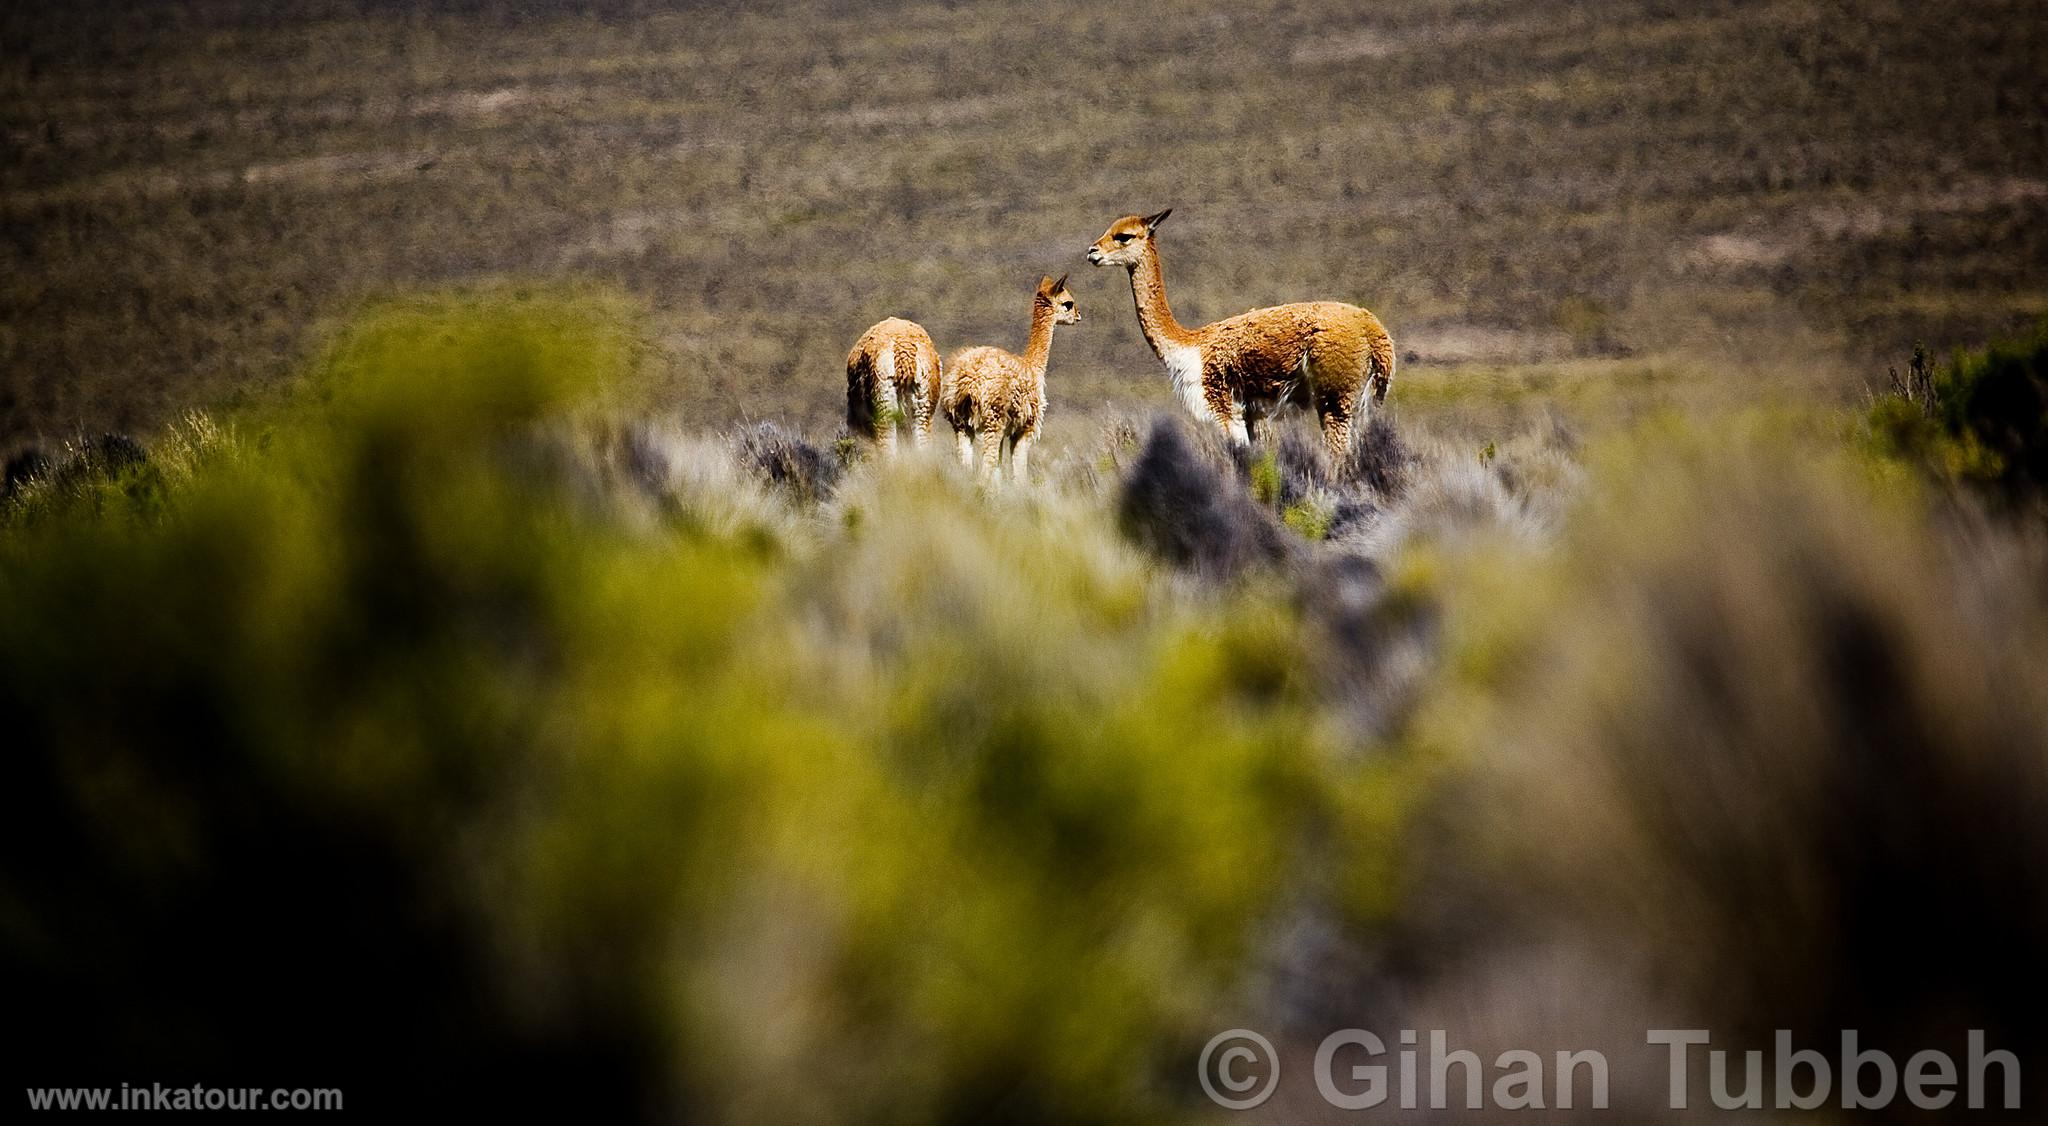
1401 415 2048 1118
0 291 1396 1122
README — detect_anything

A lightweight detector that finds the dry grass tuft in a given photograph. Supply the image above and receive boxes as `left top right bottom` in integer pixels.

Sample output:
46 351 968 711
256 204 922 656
732 420 846 508
1116 416 1298 582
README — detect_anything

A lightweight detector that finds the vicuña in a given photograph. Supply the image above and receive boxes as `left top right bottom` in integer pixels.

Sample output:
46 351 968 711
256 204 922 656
1087 209 1395 459
941 274 1080 485
845 316 940 455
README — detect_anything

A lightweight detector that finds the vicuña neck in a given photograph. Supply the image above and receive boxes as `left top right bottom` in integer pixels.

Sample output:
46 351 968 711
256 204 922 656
1127 244 1197 356
1022 299 1058 377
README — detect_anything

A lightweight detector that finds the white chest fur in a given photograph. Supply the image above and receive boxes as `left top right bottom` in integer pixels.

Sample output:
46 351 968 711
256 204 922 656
1161 341 1210 422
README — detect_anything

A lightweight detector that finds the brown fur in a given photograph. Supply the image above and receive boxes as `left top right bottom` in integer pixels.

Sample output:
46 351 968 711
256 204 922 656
940 275 1079 484
1087 210 1395 459
845 316 940 454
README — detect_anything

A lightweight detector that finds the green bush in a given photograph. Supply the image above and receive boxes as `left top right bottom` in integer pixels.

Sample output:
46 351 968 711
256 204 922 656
1 291 1403 1122
1281 497 1333 541
1866 320 2048 503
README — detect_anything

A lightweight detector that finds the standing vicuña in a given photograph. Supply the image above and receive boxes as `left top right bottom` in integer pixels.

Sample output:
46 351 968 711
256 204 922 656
941 275 1080 484
1087 209 1394 460
846 317 941 454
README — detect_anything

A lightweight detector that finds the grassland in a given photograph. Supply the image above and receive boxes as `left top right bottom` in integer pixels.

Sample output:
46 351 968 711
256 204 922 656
5 0 2046 451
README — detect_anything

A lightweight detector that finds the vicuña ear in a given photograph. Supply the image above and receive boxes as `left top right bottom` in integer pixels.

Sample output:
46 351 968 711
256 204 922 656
1144 208 1173 231
1037 274 1057 293
1051 273 1069 292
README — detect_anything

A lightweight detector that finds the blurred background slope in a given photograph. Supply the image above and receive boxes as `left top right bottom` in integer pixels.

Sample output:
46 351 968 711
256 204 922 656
5 0 2046 449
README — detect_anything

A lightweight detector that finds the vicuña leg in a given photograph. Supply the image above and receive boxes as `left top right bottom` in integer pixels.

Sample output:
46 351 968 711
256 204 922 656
872 348 899 455
874 393 900 454
1224 402 1250 447
910 386 934 449
977 422 1005 484
1009 430 1034 486
1314 384 1356 463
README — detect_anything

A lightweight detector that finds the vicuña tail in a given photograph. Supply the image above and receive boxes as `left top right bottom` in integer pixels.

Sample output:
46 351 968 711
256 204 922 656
1367 325 1396 405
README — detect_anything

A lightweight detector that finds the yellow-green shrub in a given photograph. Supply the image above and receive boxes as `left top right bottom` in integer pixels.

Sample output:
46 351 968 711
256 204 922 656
1 290 1399 1122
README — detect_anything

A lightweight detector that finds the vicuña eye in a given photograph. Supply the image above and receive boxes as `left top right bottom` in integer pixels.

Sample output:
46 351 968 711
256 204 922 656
1113 232 1134 243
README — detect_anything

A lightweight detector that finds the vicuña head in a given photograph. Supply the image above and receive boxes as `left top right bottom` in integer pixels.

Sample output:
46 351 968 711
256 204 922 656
1084 208 1169 270
1038 272 1081 324
1085 207 1394 463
